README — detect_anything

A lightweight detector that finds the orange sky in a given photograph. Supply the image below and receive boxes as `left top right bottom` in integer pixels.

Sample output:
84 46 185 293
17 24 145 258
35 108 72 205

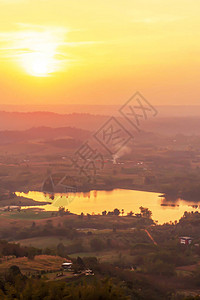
0 0 200 106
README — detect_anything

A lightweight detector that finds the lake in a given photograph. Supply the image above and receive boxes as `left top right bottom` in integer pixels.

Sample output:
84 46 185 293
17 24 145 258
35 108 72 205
15 189 200 224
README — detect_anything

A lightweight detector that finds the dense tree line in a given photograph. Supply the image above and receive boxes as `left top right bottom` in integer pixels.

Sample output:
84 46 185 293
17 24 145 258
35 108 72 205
0 240 41 259
0 264 199 300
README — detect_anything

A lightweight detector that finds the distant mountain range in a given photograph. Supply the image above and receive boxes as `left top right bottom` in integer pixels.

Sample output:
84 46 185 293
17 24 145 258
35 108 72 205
0 111 107 131
1 105 200 117
0 111 200 136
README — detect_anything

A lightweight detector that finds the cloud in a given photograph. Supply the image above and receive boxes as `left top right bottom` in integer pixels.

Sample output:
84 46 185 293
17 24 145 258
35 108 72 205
0 23 104 76
0 24 71 76
0 27 66 57
0 23 103 58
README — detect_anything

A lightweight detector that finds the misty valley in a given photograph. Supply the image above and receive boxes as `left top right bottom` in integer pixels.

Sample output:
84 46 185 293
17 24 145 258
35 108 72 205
0 112 200 299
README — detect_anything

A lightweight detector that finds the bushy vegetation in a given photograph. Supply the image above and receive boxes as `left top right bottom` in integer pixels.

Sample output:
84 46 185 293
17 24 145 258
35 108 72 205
0 266 128 300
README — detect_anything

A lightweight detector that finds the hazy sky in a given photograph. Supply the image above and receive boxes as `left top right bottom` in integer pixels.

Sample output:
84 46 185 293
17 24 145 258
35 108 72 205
0 0 200 106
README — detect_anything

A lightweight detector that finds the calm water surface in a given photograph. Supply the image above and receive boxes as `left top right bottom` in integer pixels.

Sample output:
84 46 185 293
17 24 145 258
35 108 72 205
15 189 200 224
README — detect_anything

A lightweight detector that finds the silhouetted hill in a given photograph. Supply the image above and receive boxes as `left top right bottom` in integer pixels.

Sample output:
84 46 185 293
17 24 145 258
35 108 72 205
0 127 91 145
0 111 107 131
141 117 200 136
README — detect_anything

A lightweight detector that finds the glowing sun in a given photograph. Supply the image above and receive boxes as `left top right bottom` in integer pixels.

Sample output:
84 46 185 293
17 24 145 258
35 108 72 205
15 28 65 77
22 51 57 77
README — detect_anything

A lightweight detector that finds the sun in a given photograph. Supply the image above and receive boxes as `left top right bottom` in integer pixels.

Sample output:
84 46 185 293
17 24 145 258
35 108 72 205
21 47 59 77
22 52 56 77
15 29 65 77
29 54 49 77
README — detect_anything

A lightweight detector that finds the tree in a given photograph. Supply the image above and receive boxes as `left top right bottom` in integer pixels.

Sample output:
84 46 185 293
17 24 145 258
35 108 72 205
87 213 91 219
113 208 120 216
76 256 85 270
57 243 66 257
79 212 84 219
83 257 98 270
139 206 152 219
127 211 133 217
6 265 22 284
58 206 65 216
8 265 21 277
27 247 36 260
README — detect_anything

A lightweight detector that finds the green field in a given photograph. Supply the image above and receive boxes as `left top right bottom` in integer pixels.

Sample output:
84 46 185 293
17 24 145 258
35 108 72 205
70 250 134 264
15 236 73 248
0 210 54 220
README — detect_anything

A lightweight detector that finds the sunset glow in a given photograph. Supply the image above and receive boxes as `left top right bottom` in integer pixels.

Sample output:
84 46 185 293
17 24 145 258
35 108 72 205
0 0 200 105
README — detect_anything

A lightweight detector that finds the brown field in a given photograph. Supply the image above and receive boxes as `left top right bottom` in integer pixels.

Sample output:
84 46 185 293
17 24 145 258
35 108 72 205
0 255 68 274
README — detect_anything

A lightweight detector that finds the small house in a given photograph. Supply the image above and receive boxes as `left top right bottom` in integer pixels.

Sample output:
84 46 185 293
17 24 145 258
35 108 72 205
85 269 94 276
62 262 72 270
179 236 192 245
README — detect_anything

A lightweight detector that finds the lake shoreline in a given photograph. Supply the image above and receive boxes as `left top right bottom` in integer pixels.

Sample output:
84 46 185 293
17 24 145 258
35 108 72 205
15 189 200 225
0 195 51 208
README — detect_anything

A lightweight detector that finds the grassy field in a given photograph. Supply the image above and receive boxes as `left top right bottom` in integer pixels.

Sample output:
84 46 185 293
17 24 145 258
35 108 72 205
0 210 54 220
76 228 136 234
69 250 134 264
16 236 73 248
